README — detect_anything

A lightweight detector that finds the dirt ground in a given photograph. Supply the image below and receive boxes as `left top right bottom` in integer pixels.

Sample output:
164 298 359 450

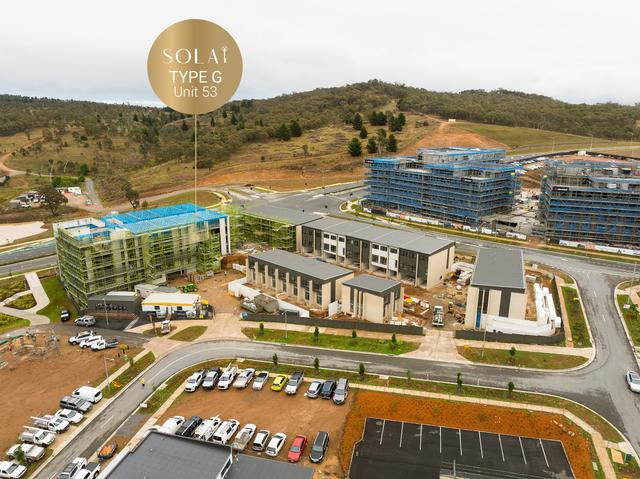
169 269 245 315
159 375 352 477
398 121 509 155
0 334 132 453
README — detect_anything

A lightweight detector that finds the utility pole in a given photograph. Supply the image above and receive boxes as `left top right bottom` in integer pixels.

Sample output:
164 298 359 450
103 357 115 392
284 310 288 340
103 298 109 327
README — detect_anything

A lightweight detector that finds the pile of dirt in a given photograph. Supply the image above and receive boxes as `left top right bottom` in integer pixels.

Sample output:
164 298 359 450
399 122 509 155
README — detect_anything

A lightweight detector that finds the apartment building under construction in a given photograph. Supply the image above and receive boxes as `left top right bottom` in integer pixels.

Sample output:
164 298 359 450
538 160 640 246
364 147 519 224
54 203 230 308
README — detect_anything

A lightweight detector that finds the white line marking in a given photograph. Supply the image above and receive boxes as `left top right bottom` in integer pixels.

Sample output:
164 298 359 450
478 431 483 459
539 439 549 467
519 436 527 464
400 422 404 448
419 425 422 451
498 434 505 462
380 420 385 445
459 429 463 456
439 426 442 454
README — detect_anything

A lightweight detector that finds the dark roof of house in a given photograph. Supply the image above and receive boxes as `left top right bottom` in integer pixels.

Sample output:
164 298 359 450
88 294 141 303
103 431 313 479
244 204 320 226
343 274 401 294
470 248 525 291
305 217 454 256
249 249 352 281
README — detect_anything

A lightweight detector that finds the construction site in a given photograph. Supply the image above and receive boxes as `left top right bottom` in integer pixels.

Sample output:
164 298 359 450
54 204 231 308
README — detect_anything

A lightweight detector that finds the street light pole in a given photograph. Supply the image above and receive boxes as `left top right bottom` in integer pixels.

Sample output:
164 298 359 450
104 298 109 327
284 310 288 340
103 356 115 392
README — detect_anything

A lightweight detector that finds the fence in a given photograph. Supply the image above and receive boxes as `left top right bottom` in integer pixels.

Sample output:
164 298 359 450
242 313 424 336
455 329 565 345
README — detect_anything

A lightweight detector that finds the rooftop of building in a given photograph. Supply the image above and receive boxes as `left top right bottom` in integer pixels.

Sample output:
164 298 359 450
242 204 321 225
249 249 352 281
88 292 141 303
102 431 313 479
471 248 525 291
141 292 200 306
343 274 401 294
304 217 454 256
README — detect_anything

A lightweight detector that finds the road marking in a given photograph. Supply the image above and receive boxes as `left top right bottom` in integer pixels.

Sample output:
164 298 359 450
399 422 404 448
602 314 607 323
419 425 422 451
459 429 463 456
539 439 549 467
439 426 442 454
478 431 483 459
380 420 385 445
498 434 505 462
519 436 527 464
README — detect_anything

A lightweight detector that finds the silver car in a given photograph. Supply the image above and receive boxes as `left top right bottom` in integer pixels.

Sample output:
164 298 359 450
306 380 323 399
626 371 640 393
233 368 255 389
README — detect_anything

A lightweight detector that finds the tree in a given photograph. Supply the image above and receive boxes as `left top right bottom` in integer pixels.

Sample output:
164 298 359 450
141 200 149 209
352 330 357 339
509 346 517 364
369 111 387 126
406 369 412 383
210 116 215 127
348 137 362 157
258 322 265 336
390 333 397 350
38 184 67 216
272 353 278 366
289 119 302 137
508 381 515 397
352 113 363 130
386 134 398 152
231 113 238 125
456 372 463 390
359 363 365 378
313 326 320 343
78 163 90 177
314 357 320 372
277 124 291 141
181 120 188 131
359 127 368 139
121 179 140 209
366 137 378 154
398 112 406 127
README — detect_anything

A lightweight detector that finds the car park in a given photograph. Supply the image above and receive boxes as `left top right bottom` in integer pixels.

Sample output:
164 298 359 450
74 315 96 327
19 427 55 447
5 443 45 463
626 371 640 393
91 338 119 351
320 379 337 399
252 371 269 390
72 386 102 404
185 370 206 392
58 457 87 479
333 378 349 405
79 335 103 349
59 396 92 413
175 416 203 437
211 419 240 445
266 432 287 457
217 367 238 390
252 429 271 451
233 368 255 388
97 442 118 461
0 461 26 479
68 331 95 345
285 371 304 395
309 431 329 463
193 417 222 441
271 374 288 391
202 368 222 390
158 416 185 435
54 409 83 424
306 380 323 399
231 423 256 451
287 434 307 462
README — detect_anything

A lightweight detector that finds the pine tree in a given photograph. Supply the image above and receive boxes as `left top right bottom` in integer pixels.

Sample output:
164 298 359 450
398 112 406 126
359 127 368 139
387 134 398 152
348 137 362 157
231 113 238 125
277 124 291 141
289 119 302 137
210 116 215 127
352 113 363 130
181 120 188 131
366 137 378 154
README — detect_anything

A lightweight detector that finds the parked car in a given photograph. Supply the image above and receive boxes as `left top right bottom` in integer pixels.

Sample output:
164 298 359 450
54 409 83 424
68 331 95 345
0 461 26 479
74 315 96 327
58 457 87 479
202 368 222 390
626 371 640 393
97 442 118 461
75 463 100 479
185 369 206 392
217 367 238 390
32 415 69 433
233 368 255 389
211 419 240 445
5 443 45 463
285 371 304 395
231 424 256 451
60 310 71 322
266 432 287 457
333 378 349 405
158 416 185 435
287 434 307 462
252 371 270 391
309 431 329 463
175 416 203 437
306 380 323 399
193 417 222 441
19 428 55 447
319 379 337 399
59 396 92 413
91 338 119 351
271 374 288 392
252 429 271 451
79 335 103 349
72 386 102 404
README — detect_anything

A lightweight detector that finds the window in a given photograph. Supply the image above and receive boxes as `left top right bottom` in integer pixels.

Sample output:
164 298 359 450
390 248 397 254
154 306 160 310
304 289 310 300
177 306 183 311
380 246 387 252
271 276 276 288
316 292 322 304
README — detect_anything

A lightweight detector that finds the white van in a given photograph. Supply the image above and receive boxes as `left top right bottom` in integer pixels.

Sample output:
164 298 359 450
72 386 102 404
211 419 239 445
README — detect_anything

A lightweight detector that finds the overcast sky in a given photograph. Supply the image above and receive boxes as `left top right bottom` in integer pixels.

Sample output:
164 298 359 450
2 0 638 106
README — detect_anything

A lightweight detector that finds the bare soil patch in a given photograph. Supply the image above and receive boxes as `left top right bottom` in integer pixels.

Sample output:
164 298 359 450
399 121 508 155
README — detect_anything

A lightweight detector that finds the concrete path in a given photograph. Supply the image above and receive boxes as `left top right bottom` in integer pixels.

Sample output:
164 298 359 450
24 271 49 312
0 272 50 326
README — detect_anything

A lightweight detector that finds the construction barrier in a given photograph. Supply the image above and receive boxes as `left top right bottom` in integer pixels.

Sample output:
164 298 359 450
454 329 565 345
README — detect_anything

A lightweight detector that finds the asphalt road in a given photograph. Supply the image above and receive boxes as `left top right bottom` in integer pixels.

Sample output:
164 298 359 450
0 254 56 277
0 240 55 266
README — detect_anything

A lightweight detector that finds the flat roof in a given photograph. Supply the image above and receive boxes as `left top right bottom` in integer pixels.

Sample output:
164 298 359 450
343 274 401 294
305 217 454 256
141 292 200 306
88 294 141 303
249 249 352 281
229 454 314 479
244 204 320 225
471 248 525 291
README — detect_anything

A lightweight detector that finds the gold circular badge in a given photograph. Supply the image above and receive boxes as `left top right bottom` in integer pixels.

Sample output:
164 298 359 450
147 19 243 115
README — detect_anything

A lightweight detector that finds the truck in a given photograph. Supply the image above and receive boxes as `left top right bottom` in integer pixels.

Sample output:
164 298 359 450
5 443 45 463
181 283 198 293
432 305 444 327
19 427 55 447
160 319 171 335
31 415 70 433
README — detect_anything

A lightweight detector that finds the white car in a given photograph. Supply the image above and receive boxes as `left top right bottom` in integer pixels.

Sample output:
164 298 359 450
5 443 45 463
0 461 26 479
193 417 221 441
252 371 270 391
184 369 206 392
265 432 287 457
68 330 95 345
55 409 84 424
74 315 96 327
211 419 240 445
233 368 255 388
252 429 271 451
231 424 256 451
158 416 185 435
626 371 640 393
33 415 69 433
79 334 103 349
217 367 237 390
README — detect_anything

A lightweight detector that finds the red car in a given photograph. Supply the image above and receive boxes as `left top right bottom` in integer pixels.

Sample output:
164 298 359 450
287 434 307 462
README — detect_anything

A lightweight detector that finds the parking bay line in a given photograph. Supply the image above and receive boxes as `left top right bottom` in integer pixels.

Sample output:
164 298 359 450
539 439 549 468
478 431 483 459
439 426 442 454
419 425 422 451
459 429 462 456
400 422 404 448
380 419 385 445
498 434 505 462
519 436 527 465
